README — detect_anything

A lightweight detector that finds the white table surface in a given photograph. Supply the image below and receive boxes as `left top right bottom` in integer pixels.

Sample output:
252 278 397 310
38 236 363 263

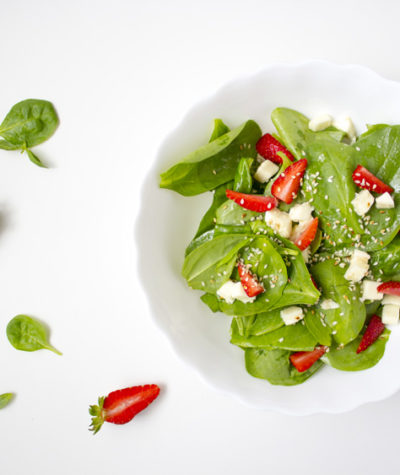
1 1 399 473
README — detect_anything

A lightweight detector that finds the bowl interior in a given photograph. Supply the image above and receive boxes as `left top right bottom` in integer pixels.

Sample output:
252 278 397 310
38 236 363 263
136 61 400 414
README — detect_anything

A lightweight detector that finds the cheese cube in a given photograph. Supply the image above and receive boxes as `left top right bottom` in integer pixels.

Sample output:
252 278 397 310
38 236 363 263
265 209 292 238
254 160 279 183
361 280 384 301
280 306 304 325
232 282 256 304
333 116 356 142
217 280 255 304
309 114 333 132
217 280 237 304
289 202 314 223
320 299 340 310
351 190 374 216
382 304 399 325
344 250 370 282
375 192 395 209
382 294 400 306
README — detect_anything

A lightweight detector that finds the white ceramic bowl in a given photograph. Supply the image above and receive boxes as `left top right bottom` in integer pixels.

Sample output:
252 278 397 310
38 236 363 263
136 61 400 415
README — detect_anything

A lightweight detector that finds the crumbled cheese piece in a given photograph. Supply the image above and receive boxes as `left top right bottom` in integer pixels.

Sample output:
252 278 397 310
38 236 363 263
280 306 304 325
333 116 356 142
290 220 311 243
375 192 395 209
265 209 292 238
254 160 279 183
217 280 255 304
382 294 400 306
309 114 333 132
301 248 310 264
289 202 314 223
320 299 340 310
351 190 374 216
361 280 384 301
382 304 399 325
344 250 370 282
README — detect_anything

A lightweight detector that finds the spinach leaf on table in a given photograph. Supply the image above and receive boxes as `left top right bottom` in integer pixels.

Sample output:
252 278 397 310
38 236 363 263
323 329 390 371
160 120 261 196
6 315 62 355
0 393 14 409
370 235 400 280
245 348 323 386
311 260 366 346
234 309 284 338
0 99 59 168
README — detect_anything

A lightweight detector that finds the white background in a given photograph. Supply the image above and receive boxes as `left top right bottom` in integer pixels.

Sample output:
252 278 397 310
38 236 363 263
0 0 399 473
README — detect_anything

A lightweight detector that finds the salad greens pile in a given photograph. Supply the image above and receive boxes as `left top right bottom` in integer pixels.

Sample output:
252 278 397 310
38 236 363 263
160 108 399 386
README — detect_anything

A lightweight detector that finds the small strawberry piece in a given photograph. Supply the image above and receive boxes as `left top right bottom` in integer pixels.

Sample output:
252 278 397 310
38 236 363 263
352 165 393 194
377 281 400 296
89 384 160 434
256 133 295 164
225 190 278 212
310 275 319 289
290 346 327 373
294 218 319 251
238 262 264 297
356 315 385 354
271 159 307 204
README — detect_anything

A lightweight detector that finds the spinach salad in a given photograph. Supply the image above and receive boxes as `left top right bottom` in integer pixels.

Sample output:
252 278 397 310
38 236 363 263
160 108 400 386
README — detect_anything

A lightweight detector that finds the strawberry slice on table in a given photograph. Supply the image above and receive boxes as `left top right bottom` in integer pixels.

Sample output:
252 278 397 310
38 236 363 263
356 315 385 354
89 384 160 434
238 262 264 297
290 346 327 373
352 165 393 194
256 133 295 164
294 218 319 251
377 281 400 296
271 158 307 204
225 190 278 212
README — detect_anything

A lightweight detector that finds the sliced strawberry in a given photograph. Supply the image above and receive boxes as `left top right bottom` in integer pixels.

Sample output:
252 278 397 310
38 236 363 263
352 165 393 194
290 346 327 373
225 190 278 212
89 384 160 434
237 262 264 297
356 315 385 354
271 159 307 204
377 281 400 296
310 275 319 290
256 133 295 164
294 218 319 251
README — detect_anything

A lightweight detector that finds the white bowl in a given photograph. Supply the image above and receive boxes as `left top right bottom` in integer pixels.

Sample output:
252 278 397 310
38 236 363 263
136 61 400 415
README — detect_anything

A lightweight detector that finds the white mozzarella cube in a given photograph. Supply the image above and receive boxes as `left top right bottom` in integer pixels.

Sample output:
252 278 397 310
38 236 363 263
217 280 237 304
289 202 314 223
301 248 310 264
382 294 400 306
265 209 292 238
217 280 255 304
333 116 357 142
382 304 399 325
344 250 370 282
309 114 333 132
375 192 395 209
280 306 304 325
320 299 340 310
361 280 384 301
232 282 256 304
351 190 374 216
254 160 279 183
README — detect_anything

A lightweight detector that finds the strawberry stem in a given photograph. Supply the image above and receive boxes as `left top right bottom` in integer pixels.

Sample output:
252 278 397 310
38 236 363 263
89 396 106 434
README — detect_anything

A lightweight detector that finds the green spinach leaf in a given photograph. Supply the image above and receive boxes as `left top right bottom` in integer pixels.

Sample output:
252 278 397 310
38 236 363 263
245 348 323 385
233 157 253 193
209 119 230 142
6 315 62 355
160 120 261 196
0 393 14 409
